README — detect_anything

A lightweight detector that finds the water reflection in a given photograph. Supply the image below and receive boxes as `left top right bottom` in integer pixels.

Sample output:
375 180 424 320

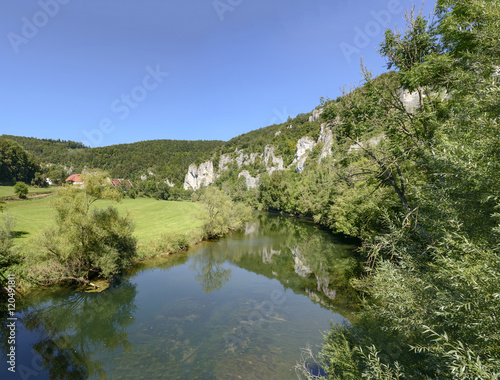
190 245 232 293
1 212 359 379
3 280 137 379
228 213 361 310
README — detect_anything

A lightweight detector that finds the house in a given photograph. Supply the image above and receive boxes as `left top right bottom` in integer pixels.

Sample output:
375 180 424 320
65 174 83 186
65 174 132 189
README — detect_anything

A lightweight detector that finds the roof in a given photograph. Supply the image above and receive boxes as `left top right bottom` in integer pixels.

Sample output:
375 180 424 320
65 174 82 182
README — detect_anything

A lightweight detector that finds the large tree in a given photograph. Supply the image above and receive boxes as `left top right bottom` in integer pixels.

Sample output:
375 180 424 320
0 137 40 185
37 171 137 285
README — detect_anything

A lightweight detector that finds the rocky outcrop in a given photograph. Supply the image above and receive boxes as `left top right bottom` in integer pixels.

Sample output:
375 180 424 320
183 161 214 190
140 170 155 181
218 154 232 172
309 108 324 122
236 153 248 168
164 179 175 187
398 88 423 113
238 170 260 189
247 153 260 165
292 136 316 173
317 123 333 162
263 145 284 174
348 134 386 153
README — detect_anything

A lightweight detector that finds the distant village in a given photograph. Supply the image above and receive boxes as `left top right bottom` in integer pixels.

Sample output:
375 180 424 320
65 174 132 189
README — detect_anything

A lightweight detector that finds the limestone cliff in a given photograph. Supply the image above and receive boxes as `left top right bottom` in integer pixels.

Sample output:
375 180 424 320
238 170 260 189
263 145 284 174
183 161 214 190
317 123 333 162
292 136 316 173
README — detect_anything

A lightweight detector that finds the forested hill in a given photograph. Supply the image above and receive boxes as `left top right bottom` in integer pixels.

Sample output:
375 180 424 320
2 135 224 186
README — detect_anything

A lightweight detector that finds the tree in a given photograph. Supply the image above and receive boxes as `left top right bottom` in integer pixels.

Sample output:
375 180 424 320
14 181 28 199
312 1 500 378
39 170 136 285
0 212 17 287
0 137 40 185
198 186 252 238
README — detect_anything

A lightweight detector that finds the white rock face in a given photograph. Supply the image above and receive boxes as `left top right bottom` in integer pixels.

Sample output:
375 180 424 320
309 108 324 122
263 145 284 174
236 153 249 168
218 154 232 172
247 153 260 165
164 179 175 187
398 88 422 112
306 289 321 303
292 136 316 173
292 245 313 277
64 166 74 175
262 248 281 264
238 170 260 189
348 134 386 153
183 161 214 190
275 131 281 137
316 276 336 300
317 123 334 162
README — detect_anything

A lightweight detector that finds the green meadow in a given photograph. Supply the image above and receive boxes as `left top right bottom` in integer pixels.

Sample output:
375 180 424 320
0 185 54 198
2 188 203 250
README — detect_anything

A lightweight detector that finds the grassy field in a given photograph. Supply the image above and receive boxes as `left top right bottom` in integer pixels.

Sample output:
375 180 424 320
0 185 55 198
3 195 203 248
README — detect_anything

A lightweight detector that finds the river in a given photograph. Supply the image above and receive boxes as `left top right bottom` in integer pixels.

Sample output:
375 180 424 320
1 212 360 379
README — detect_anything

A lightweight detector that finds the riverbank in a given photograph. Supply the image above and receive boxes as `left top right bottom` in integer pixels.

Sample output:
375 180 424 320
2 196 205 290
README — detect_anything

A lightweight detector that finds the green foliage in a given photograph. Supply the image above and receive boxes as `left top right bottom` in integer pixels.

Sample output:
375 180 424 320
13 181 28 199
37 170 136 284
0 212 18 286
197 187 252 238
3 135 224 187
0 137 40 185
311 1 500 378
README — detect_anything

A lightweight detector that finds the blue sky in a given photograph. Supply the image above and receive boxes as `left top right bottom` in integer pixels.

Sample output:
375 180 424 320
1 0 435 147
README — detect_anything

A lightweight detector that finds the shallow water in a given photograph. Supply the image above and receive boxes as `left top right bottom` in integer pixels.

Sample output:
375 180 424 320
1 212 359 379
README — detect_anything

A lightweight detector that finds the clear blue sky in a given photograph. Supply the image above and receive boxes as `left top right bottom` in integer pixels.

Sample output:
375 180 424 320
1 0 435 147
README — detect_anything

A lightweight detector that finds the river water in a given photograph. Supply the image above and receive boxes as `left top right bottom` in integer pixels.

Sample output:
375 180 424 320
1 212 359 379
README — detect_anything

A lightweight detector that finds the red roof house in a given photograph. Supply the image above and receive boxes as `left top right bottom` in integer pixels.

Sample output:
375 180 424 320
65 174 82 184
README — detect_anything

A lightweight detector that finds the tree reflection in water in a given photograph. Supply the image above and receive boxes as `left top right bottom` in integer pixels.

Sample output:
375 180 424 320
19 280 137 379
190 244 232 293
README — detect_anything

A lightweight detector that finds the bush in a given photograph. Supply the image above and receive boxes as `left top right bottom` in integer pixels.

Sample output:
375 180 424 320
14 181 28 199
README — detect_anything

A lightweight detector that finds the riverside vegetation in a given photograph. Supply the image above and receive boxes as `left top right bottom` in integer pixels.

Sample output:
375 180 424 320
1 0 499 378
0 172 251 289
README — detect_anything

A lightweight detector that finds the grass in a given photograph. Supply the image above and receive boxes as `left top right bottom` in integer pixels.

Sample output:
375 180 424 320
0 185 55 198
3 195 203 248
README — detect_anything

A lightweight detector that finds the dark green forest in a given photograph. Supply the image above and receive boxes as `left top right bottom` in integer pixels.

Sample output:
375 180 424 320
1 135 224 186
